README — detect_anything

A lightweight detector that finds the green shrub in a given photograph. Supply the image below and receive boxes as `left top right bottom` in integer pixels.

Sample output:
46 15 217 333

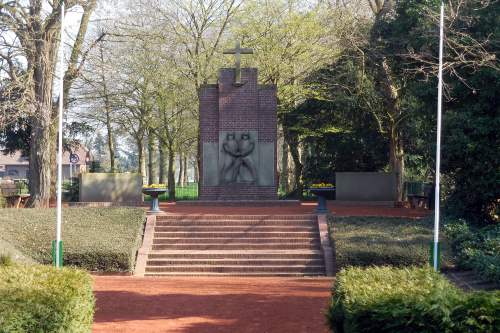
0 207 145 272
445 221 500 282
0 264 95 333
327 266 500 333
450 291 500 333
0 255 13 267
329 216 452 269
63 178 80 202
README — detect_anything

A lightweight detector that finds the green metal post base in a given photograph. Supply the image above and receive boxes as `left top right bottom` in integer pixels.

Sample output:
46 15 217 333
429 241 441 271
52 240 63 267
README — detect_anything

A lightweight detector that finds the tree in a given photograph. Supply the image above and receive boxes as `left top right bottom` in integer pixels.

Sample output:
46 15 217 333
233 0 345 196
0 0 98 207
294 51 388 184
363 0 498 221
78 36 119 172
365 0 407 201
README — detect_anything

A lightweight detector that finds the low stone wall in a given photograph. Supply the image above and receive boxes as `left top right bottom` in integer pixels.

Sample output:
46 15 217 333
79 173 142 203
336 172 397 202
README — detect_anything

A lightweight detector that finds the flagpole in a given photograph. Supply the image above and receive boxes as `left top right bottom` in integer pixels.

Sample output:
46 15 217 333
55 0 65 268
433 2 444 272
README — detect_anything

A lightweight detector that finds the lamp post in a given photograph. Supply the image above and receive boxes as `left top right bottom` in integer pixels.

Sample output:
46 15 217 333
432 2 445 272
53 0 65 268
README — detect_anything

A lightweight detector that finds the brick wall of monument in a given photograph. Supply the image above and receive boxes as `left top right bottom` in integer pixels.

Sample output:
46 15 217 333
199 68 278 200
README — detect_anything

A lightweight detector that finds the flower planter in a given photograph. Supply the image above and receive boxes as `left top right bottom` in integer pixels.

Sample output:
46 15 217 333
308 187 336 214
142 188 167 213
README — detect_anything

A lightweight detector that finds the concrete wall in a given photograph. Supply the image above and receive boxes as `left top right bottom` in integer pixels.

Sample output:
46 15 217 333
336 172 397 201
79 173 142 203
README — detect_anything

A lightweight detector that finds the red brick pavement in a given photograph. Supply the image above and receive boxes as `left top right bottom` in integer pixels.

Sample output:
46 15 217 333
93 276 333 333
153 201 430 218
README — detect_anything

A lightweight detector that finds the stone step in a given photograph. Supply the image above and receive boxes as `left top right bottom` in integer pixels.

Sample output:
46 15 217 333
147 250 324 260
152 243 321 250
152 237 320 244
153 226 317 232
156 215 316 221
153 231 318 238
144 272 326 277
155 220 315 226
146 258 326 266
145 265 326 273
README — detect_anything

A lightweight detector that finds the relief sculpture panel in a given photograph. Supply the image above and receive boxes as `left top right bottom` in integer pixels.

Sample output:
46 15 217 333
219 131 258 184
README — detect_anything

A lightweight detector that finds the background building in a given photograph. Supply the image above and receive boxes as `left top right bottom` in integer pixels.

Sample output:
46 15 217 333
0 147 91 181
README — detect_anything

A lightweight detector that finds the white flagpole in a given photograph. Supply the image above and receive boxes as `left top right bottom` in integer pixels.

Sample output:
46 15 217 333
433 2 444 271
55 0 65 268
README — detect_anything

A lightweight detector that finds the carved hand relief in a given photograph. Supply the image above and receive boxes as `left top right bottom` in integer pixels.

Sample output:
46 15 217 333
220 132 258 184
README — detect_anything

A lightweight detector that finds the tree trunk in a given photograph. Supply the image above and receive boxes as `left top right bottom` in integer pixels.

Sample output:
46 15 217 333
105 106 115 173
280 139 290 194
389 123 404 202
136 137 146 184
369 0 404 202
159 144 167 184
194 157 200 183
183 155 188 186
177 152 183 186
147 134 157 184
29 118 53 207
284 129 303 199
167 144 176 201
28 40 58 207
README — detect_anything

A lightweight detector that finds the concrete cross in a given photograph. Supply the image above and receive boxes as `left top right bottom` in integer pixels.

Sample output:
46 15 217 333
223 41 253 85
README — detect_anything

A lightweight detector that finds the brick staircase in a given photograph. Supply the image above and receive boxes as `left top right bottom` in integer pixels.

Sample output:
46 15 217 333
141 214 327 277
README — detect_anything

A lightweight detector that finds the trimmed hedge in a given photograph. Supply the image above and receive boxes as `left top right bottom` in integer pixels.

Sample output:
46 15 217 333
0 263 94 332
327 266 500 333
329 216 452 269
0 208 145 272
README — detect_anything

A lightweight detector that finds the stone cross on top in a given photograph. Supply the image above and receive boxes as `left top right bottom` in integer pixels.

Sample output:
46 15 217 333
223 41 253 85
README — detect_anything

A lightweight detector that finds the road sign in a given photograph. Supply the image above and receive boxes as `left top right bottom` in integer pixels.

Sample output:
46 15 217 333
69 153 79 164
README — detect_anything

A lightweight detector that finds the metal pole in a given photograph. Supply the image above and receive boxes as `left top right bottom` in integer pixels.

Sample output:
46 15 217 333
55 0 65 269
433 2 444 272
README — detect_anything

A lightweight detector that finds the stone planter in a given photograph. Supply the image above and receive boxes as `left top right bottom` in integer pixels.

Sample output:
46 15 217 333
308 188 336 214
142 188 167 213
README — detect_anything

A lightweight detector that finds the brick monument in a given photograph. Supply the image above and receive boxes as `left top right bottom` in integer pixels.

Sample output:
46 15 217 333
198 42 278 200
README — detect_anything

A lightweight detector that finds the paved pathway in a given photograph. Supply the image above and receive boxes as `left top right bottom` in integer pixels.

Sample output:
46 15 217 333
93 276 333 333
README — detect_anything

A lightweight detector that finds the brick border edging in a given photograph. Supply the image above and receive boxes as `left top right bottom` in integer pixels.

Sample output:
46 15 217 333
317 214 334 276
134 215 156 277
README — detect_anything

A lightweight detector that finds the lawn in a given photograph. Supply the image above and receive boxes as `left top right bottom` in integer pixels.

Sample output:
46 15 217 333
143 182 198 201
329 216 453 270
0 207 145 272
